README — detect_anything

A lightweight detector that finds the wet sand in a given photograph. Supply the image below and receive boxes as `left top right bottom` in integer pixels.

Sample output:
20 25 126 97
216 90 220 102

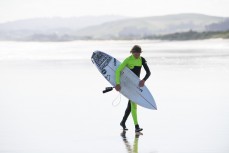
0 40 229 153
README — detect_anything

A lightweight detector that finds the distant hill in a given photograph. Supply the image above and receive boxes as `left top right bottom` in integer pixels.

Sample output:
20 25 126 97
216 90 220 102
0 15 128 41
75 13 227 39
206 19 229 31
0 13 228 41
0 15 127 31
145 30 229 40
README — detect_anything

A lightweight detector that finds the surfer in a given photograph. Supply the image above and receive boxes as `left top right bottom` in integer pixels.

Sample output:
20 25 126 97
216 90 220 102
115 45 151 132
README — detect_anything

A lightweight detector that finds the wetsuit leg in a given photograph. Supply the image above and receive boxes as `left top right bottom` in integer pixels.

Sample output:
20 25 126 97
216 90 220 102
131 101 138 125
121 100 131 124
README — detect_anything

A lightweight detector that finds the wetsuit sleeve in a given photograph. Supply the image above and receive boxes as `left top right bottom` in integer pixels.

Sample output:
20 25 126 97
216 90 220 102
115 57 129 84
142 57 151 81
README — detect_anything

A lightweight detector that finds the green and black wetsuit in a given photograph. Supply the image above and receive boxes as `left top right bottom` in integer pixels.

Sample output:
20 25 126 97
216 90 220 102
115 55 151 126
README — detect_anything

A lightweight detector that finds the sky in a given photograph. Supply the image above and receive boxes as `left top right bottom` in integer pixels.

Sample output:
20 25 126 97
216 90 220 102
0 0 229 23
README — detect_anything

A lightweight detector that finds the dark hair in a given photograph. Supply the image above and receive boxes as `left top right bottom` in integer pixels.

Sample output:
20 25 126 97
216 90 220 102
130 45 142 53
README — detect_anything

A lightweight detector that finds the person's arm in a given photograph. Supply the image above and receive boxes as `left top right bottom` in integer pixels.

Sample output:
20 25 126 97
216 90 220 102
142 57 151 81
115 57 129 91
139 57 151 87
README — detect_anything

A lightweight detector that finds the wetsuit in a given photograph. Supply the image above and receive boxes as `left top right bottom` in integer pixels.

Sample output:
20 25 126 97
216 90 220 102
115 55 151 126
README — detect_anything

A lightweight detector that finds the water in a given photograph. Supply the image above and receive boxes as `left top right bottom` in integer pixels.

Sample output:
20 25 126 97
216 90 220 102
0 39 229 153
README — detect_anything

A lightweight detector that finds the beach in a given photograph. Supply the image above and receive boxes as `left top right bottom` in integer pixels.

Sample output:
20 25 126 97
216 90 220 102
0 39 229 153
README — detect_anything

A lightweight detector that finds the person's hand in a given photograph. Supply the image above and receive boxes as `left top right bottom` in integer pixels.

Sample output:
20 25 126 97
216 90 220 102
139 80 145 87
115 84 121 91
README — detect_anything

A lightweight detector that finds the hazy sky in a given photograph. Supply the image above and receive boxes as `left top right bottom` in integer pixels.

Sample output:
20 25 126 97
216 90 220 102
1 0 229 23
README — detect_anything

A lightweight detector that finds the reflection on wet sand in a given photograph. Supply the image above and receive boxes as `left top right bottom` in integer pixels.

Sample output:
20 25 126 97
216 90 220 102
121 131 143 153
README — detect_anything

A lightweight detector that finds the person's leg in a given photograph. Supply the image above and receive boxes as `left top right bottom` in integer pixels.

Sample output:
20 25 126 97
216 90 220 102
120 101 131 130
131 101 143 132
130 101 138 125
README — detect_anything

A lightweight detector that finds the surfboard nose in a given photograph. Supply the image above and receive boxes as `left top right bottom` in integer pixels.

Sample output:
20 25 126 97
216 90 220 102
151 101 157 110
147 103 157 110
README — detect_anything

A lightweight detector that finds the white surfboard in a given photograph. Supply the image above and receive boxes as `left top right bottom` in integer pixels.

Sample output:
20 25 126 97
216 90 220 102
91 51 157 110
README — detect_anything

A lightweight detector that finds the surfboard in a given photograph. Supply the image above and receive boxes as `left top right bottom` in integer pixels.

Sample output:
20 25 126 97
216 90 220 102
91 51 157 110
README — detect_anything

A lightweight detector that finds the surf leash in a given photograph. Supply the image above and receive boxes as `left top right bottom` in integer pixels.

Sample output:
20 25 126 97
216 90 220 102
102 87 122 106
112 93 122 107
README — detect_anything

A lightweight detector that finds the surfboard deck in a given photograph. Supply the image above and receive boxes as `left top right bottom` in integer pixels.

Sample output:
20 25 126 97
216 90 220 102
91 51 157 110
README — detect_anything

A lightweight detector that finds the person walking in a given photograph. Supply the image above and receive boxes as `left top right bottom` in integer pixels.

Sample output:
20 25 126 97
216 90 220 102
115 45 151 132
